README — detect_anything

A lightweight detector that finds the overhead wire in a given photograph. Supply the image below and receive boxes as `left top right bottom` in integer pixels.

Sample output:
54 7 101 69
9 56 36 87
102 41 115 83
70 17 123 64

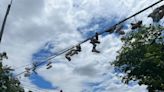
12 45 74 70
21 84 47 92
17 79 47 92
13 0 164 77
20 79 58 92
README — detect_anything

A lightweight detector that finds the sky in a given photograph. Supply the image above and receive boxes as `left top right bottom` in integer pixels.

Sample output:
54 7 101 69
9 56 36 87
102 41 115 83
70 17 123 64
0 0 164 92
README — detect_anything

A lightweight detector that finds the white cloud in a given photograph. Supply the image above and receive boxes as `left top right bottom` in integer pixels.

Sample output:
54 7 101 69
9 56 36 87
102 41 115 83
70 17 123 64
0 0 163 92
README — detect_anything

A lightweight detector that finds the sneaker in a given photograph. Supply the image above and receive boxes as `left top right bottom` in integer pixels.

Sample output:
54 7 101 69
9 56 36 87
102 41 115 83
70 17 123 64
92 49 100 53
66 57 71 61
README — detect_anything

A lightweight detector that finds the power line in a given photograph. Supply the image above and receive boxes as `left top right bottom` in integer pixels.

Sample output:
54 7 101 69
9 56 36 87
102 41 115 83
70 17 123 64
14 0 164 77
13 46 74 70
20 79 59 92
21 84 47 92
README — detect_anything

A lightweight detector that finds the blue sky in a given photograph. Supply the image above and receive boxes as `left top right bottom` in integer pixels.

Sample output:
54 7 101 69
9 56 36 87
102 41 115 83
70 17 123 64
1 0 164 92
29 15 126 91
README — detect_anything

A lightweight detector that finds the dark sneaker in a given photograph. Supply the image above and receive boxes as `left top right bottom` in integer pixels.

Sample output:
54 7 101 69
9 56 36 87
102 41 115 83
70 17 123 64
92 49 100 53
66 57 71 61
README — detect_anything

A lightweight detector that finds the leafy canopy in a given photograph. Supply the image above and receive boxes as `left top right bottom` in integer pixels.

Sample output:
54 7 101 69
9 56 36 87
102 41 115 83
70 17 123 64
0 62 25 92
113 24 164 91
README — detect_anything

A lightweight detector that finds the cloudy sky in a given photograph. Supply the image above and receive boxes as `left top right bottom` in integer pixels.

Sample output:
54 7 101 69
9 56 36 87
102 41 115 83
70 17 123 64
0 0 164 92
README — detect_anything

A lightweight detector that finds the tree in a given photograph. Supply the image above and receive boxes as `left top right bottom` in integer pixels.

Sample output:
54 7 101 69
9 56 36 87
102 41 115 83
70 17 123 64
0 61 25 92
113 24 164 92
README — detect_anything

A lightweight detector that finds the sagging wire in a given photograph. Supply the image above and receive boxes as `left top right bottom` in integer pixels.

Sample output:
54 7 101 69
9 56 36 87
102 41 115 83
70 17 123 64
13 0 164 78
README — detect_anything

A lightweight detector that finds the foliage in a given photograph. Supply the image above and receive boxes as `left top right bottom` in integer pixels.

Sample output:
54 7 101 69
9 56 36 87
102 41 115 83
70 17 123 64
113 24 164 92
0 62 25 92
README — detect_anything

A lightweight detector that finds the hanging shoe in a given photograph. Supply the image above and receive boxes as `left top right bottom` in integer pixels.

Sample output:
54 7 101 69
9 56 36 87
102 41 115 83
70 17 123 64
118 30 125 35
92 49 100 53
2 52 8 59
46 62 52 66
46 65 52 69
65 56 71 61
24 72 30 77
